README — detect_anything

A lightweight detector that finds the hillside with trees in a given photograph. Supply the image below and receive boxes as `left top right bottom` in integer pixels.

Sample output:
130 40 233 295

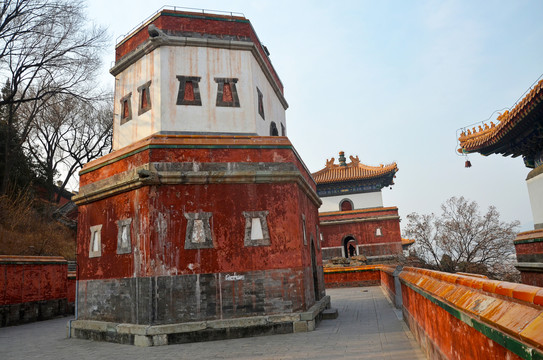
0 0 111 259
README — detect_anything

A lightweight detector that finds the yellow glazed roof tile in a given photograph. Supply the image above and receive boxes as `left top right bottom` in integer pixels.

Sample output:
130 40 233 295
312 153 398 184
458 79 543 153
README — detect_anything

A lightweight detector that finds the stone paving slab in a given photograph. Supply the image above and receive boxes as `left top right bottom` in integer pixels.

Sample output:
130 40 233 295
0 287 425 359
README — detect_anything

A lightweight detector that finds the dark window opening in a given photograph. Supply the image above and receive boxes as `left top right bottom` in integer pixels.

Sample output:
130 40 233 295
340 199 353 211
137 81 152 115
270 121 279 136
215 78 240 107
257 87 265 119
120 93 132 125
176 76 202 106
281 123 285 136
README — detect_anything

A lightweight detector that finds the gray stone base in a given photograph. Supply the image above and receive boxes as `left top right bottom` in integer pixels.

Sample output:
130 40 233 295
1 299 70 327
68 295 330 346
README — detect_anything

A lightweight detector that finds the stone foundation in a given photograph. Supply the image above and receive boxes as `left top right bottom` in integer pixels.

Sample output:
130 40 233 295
1 299 69 327
69 295 330 346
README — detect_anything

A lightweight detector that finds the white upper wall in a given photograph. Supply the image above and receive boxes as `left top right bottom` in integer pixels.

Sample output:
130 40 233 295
112 46 287 150
319 191 383 213
527 171 543 227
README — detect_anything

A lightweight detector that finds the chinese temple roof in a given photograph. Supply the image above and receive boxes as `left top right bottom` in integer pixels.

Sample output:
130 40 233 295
312 152 398 185
458 79 543 162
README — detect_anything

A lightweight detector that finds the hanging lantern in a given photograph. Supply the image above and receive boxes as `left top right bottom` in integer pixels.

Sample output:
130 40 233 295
465 160 472 168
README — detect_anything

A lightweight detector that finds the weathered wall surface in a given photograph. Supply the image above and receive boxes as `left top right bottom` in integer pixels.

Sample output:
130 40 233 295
0 256 72 326
78 268 310 324
75 135 324 326
320 207 402 258
323 265 543 359
322 266 381 288
112 11 287 150
527 171 543 228
514 230 543 287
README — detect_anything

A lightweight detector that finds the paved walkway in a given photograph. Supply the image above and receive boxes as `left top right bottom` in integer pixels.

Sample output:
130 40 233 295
0 287 425 359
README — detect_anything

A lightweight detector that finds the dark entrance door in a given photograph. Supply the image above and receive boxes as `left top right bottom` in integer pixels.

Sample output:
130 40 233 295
343 236 356 258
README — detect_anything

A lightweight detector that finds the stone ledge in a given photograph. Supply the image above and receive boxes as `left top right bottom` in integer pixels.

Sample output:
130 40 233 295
515 262 543 272
68 297 331 346
322 308 338 320
300 295 330 321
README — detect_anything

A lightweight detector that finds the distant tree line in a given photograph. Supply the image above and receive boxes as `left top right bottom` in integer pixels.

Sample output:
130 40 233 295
0 0 112 202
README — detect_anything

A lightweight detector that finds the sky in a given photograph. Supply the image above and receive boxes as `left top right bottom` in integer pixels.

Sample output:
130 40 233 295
85 0 543 233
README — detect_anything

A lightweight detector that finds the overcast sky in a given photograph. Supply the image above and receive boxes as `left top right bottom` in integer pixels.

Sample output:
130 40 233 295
86 0 543 233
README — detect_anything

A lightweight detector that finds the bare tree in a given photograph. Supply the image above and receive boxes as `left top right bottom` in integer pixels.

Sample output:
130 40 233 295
404 196 520 280
23 93 112 202
0 0 108 194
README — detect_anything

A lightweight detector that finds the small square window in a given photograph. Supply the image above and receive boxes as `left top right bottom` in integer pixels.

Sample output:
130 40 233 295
117 218 132 254
184 212 213 249
215 78 240 107
137 81 152 115
376 227 382 236
89 225 102 258
120 93 132 125
243 211 270 247
176 76 202 106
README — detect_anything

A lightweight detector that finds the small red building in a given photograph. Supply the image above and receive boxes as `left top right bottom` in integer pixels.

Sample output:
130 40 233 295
312 152 402 262
458 79 543 286
69 9 326 346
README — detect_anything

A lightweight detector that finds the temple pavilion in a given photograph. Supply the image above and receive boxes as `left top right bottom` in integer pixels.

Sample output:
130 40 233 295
69 8 327 346
458 78 543 286
312 151 404 261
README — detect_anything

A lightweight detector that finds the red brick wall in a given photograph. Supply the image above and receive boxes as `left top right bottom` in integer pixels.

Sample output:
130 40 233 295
77 182 317 280
0 256 68 305
76 136 324 306
323 266 381 288
521 271 543 287
320 208 402 256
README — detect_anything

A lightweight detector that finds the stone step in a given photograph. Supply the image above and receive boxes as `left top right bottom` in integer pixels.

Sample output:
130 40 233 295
322 308 338 320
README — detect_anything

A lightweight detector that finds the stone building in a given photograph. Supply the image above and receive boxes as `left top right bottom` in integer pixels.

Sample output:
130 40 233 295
69 9 327 346
312 151 403 262
458 78 543 286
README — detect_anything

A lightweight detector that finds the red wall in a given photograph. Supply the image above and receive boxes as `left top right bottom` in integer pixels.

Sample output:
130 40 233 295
0 256 68 305
77 136 322 284
77 183 319 280
320 207 402 255
323 266 381 288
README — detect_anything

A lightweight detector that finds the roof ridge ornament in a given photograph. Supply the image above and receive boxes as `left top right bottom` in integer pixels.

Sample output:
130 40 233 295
338 151 347 166
349 155 360 166
325 157 336 169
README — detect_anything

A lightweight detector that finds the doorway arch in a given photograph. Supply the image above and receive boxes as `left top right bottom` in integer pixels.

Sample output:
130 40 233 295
342 235 357 258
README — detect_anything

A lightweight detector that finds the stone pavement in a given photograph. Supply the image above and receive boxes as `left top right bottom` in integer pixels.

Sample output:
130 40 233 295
0 287 425 360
